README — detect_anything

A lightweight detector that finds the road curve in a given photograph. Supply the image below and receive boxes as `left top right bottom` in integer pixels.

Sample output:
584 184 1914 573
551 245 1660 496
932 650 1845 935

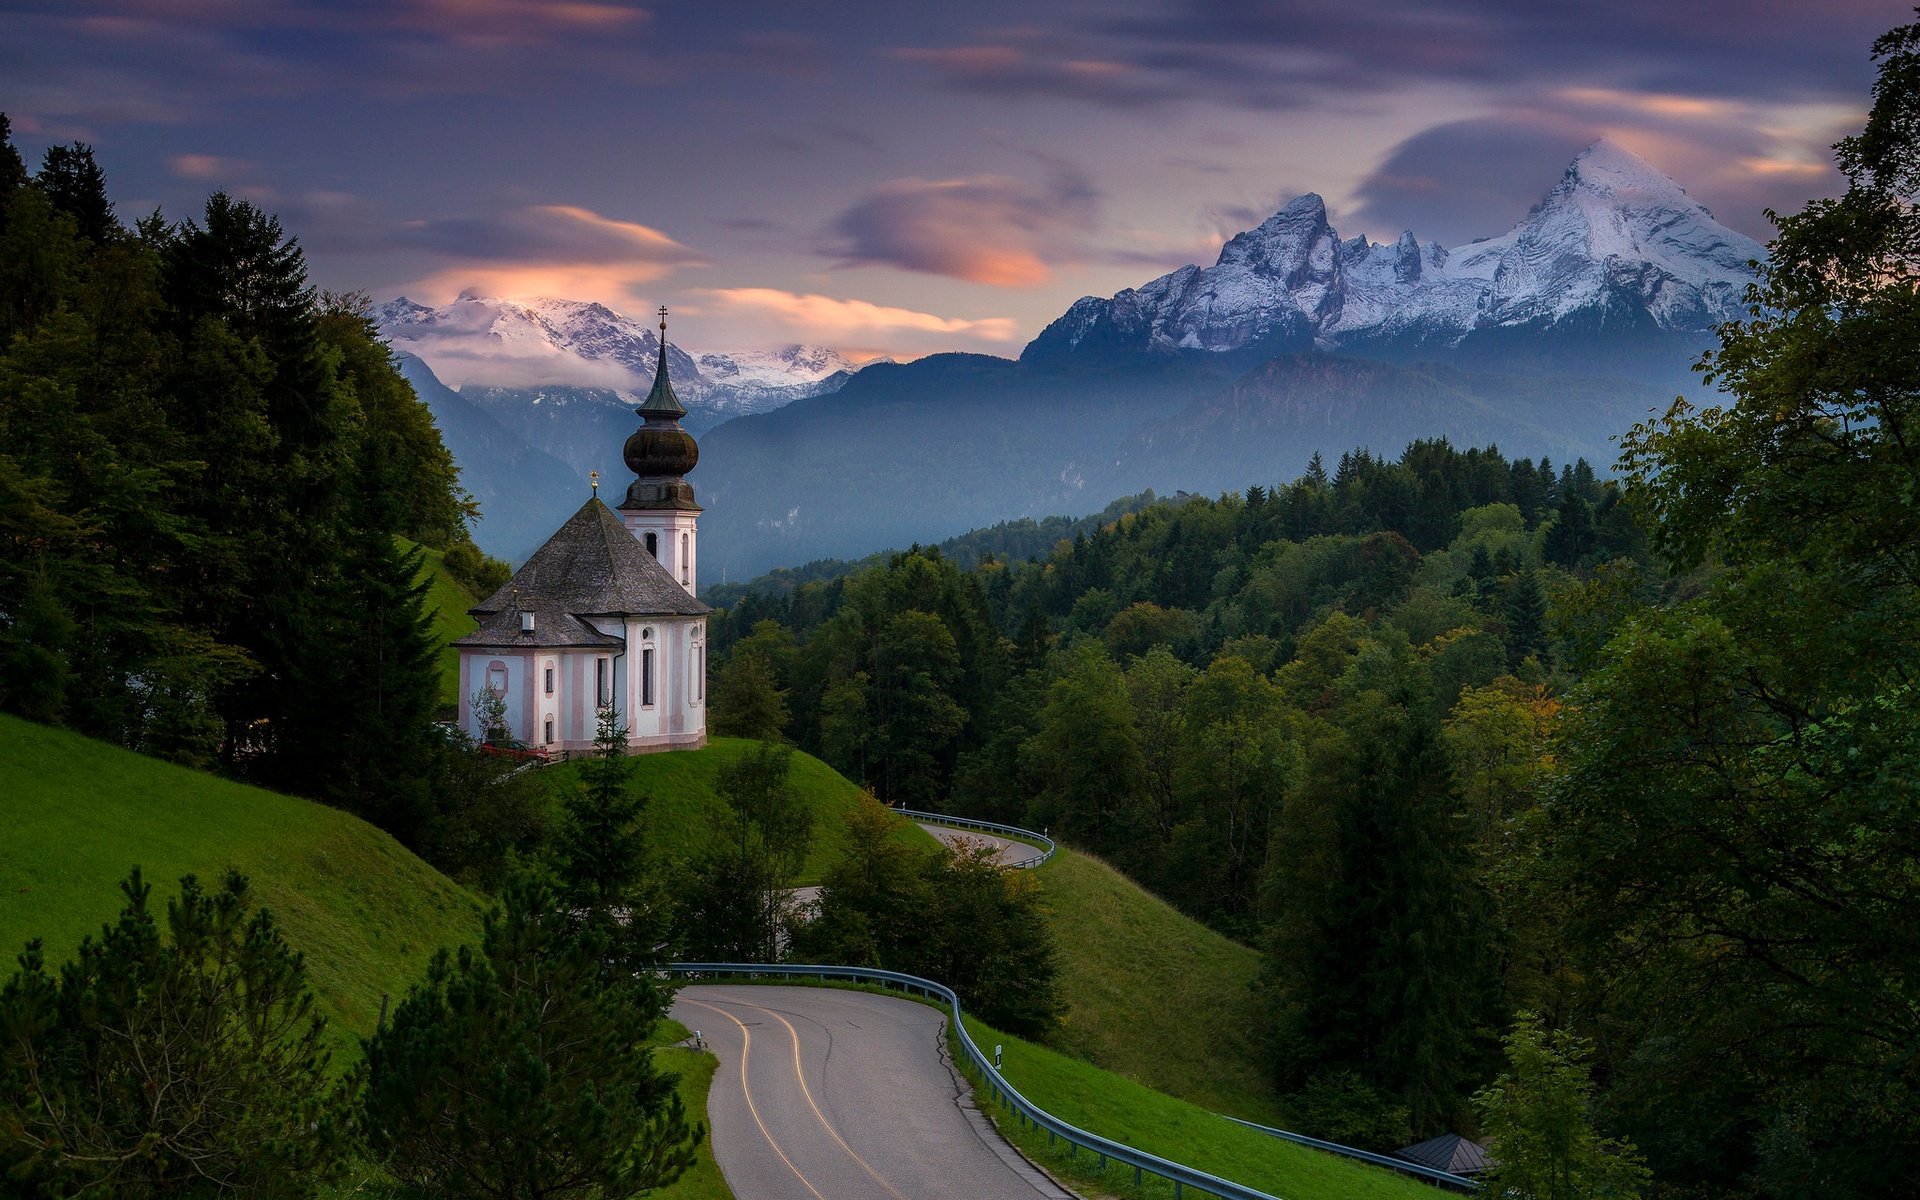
671 984 1070 1200
915 823 1039 868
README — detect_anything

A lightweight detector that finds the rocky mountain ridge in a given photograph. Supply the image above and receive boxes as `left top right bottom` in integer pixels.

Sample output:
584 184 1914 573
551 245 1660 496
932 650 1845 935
1024 139 1764 368
374 292 861 432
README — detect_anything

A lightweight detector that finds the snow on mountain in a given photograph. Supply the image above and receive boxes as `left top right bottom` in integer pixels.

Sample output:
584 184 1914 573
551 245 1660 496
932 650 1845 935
1024 139 1765 363
373 291 860 424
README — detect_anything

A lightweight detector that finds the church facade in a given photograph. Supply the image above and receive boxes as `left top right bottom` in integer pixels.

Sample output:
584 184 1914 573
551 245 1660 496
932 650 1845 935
453 310 710 754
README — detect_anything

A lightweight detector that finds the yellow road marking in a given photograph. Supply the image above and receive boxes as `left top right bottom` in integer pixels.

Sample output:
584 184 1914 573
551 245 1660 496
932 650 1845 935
741 997 913 1200
682 996 829 1200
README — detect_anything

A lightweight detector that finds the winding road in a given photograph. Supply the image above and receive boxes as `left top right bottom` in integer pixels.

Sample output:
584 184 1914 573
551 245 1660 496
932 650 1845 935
915 823 1039 868
671 984 1071 1200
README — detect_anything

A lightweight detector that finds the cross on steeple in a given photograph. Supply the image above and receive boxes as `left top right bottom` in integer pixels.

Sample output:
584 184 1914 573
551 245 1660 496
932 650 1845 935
590 469 600 495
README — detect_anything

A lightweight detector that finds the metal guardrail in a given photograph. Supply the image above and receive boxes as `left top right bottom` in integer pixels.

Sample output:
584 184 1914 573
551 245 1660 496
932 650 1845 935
1225 1116 1478 1190
666 962 1477 1196
889 807 1056 869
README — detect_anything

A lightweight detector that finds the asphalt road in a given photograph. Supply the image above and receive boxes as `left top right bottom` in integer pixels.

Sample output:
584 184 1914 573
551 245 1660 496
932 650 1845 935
671 985 1071 1200
916 823 1040 868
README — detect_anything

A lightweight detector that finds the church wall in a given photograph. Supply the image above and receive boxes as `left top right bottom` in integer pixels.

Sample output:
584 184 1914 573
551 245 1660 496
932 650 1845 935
620 508 701 596
458 651 533 744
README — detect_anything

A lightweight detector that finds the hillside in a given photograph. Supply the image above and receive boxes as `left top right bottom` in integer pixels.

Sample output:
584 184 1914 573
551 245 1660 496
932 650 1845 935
400 534 480 706
546 736 940 886
1039 848 1281 1124
0 714 483 1053
964 1013 1442 1200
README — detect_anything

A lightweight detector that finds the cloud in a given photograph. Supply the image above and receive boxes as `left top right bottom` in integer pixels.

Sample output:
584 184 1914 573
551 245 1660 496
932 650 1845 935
384 204 705 310
830 170 1098 287
891 42 1184 108
169 153 255 180
1348 116 1597 245
35 0 650 43
893 1 1889 117
697 287 1020 355
1347 98 1855 248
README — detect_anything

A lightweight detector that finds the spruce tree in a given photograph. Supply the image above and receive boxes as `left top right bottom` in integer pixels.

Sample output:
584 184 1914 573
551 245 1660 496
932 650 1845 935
361 879 699 1200
36 143 115 244
556 705 666 970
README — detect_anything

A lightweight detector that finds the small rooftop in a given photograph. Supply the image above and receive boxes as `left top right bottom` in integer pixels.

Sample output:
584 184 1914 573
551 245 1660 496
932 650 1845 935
465 496 708 626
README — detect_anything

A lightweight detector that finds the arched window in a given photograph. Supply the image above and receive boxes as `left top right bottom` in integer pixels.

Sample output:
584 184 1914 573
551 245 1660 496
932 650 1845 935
645 531 658 557
642 647 655 707
680 533 690 584
543 716 554 745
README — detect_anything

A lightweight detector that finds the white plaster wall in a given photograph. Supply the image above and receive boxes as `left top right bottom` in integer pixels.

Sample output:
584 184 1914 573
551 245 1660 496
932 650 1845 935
620 508 701 596
461 651 531 742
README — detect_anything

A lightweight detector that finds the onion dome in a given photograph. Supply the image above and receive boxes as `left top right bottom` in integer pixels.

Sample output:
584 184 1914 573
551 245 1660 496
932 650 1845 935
619 307 703 512
622 306 700 479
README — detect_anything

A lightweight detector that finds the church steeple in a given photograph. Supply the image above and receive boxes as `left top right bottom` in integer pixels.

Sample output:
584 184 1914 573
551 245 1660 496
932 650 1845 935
620 306 700 504
638 305 686 419
619 306 702 596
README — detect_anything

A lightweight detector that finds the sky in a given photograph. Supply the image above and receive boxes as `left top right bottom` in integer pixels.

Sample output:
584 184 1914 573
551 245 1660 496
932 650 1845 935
2 0 1903 362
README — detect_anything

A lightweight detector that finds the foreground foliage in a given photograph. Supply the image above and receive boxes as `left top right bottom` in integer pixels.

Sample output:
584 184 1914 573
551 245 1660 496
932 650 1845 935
361 879 701 1200
796 793 1064 1036
0 119 505 857
0 871 349 1198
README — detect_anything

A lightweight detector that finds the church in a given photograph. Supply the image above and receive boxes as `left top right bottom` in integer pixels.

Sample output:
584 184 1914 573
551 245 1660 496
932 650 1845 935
454 309 709 754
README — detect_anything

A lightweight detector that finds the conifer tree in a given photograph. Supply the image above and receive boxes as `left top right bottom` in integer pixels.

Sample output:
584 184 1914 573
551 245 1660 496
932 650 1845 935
0 870 350 1198
556 705 669 970
36 143 115 244
361 879 699 1200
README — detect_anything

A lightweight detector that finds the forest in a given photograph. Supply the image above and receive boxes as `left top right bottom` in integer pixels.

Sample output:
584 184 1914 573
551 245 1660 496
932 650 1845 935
702 26 1920 1194
5 13 1920 1195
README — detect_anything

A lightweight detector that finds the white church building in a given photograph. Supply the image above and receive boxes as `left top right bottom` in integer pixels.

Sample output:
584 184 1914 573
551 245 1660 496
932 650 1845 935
455 309 709 754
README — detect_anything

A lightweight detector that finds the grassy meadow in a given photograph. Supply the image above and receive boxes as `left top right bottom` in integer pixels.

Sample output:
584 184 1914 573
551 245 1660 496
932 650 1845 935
548 736 939 886
0 713 483 1057
961 1013 1443 1200
1036 847 1282 1125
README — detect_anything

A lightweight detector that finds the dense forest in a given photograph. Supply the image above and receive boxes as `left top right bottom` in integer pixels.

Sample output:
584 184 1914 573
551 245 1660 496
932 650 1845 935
704 25 1920 1196
0 116 517 846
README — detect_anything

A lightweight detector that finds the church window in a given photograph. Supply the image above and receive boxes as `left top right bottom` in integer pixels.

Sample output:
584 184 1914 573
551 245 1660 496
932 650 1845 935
646 532 658 557
543 717 554 745
544 665 553 695
486 665 508 695
681 533 690 584
642 647 655 707
595 657 610 706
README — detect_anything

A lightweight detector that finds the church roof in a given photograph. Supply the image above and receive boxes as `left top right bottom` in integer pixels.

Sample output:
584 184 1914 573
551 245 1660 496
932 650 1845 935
456 603 624 649
466 497 709 624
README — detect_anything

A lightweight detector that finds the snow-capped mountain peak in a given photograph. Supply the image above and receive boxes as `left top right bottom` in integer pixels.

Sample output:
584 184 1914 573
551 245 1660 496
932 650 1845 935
1023 144 1766 365
373 294 861 427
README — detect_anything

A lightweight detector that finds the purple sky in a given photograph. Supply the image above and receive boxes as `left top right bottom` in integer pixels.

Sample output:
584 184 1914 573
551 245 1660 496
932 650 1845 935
3 0 1900 359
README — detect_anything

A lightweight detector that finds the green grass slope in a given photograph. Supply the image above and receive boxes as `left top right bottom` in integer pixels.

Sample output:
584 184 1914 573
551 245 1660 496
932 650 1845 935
964 1014 1442 1200
1038 848 1282 1124
0 714 482 1052
549 737 939 886
399 535 480 707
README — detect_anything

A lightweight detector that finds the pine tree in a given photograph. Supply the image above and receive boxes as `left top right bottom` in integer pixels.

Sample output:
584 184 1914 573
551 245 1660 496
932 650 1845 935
0 870 350 1197
361 879 700 1200
1505 569 1547 670
556 705 666 970
36 143 115 243
709 649 789 741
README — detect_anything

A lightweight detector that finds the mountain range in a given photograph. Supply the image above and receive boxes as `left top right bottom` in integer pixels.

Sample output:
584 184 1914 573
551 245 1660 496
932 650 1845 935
395 141 1763 578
